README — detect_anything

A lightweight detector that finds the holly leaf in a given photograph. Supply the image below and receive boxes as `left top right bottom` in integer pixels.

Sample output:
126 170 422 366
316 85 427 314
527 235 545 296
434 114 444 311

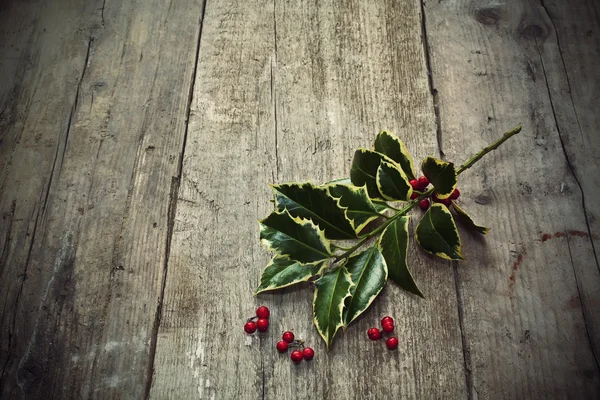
259 210 332 263
452 201 490 235
376 161 413 201
327 184 381 235
378 217 423 297
343 247 388 326
421 157 457 199
415 203 463 260
255 257 327 295
373 130 416 180
350 149 398 199
313 265 354 349
272 182 356 240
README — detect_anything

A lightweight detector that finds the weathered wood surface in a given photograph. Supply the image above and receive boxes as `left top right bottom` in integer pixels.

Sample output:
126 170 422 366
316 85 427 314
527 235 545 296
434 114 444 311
424 0 600 398
0 0 203 398
0 0 598 399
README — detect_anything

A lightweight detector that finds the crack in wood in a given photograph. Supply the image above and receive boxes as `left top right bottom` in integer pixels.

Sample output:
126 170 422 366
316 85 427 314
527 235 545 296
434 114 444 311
532 35 599 278
143 1 208 397
420 0 444 158
272 0 279 183
453 262 473 400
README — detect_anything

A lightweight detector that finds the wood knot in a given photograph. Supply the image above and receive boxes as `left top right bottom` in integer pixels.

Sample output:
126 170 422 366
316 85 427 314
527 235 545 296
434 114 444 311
518 15 550 41
474 3 504 25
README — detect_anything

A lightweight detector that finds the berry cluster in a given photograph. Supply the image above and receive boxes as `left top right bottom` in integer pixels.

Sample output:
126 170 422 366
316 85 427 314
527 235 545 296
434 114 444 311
367 316 399 350
277 331 314 364
408 176 461 211
244 305 271 334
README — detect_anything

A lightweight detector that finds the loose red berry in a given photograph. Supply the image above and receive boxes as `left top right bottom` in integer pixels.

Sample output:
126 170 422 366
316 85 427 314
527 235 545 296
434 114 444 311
450 188 460 200
419 198 430 210
290 350 303 363
302 347 315 361
367 327 381 341
409 179 419 190
256 318 269 332
381 316 394 326
410 192 419 200
276 341 289 353
382 321 394 333
386 337 399 350
256 306 270 319
244 321 257 334
418 176 429 189
282 331 295 343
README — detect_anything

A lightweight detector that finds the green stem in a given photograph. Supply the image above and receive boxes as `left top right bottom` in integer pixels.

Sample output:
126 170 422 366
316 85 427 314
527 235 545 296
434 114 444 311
334 124 521 263
456 124 521 175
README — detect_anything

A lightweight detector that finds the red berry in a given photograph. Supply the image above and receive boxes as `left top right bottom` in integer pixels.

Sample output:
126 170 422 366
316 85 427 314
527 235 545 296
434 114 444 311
290 350 303 363
381 316 394 326
367 327 381 341
276 341 289 353
256 318 269 332
419 198 430 210
441 198 451 206
244 321 257 334
450 188 460 200
382 321 394 333
409 179 419 190
282 331 295 343
302 347 315 361
418 176 429 189
410 192 419 200
386 337 399 350
256 306 270 319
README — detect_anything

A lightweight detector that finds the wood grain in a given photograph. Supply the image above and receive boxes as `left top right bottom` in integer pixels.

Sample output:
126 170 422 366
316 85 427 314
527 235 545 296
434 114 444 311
423 0 600 398
0 0 203 397
151 0 467 398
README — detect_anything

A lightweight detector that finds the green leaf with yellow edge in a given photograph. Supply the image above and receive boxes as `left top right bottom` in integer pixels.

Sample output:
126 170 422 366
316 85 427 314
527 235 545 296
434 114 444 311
313 265 354 349
378 216 423 297
255 257 327 295
376 161 413 201
421 156 457 199
327 184 381 235
374 130 416 180
343 246 388 326
273 182 356 240
451 201 490 235
259 210 332 263
350 149 399 199
415 203 464 260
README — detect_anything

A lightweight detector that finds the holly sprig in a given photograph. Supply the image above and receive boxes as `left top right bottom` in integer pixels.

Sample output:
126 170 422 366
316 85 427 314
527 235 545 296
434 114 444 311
255 125 522 349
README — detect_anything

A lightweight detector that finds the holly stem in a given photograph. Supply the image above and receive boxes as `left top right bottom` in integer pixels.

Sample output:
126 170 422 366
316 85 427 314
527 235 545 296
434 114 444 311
456 124 521 175
334 124 521 263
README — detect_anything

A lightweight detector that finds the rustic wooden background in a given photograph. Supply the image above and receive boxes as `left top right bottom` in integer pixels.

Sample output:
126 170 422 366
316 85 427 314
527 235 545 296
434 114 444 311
1 0 599 398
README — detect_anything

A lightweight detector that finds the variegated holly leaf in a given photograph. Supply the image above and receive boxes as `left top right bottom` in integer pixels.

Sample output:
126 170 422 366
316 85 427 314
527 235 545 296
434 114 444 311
376 161 413 201
421 157 457 199
327 184 381 235
452 201 490 235
272 182 356 240
415 203 463 260
259 210 332 263
351 149 398 199
374 130 416 180
378 216 423 297
313 265 354 349
255 257 327 295
343 246 387 326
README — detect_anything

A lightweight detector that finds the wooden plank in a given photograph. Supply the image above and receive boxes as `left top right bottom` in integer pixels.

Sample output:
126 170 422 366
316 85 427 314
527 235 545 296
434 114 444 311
0 0 204 398
151 0 467 398
423 0 600 398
